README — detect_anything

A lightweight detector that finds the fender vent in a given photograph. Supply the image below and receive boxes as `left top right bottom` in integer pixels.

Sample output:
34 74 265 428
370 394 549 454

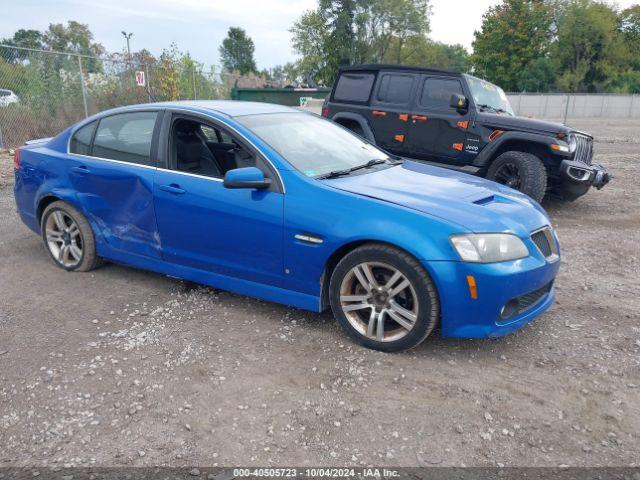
473 195 495 205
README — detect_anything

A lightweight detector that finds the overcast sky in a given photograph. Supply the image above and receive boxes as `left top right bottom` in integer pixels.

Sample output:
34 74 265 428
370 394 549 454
1 0 637 69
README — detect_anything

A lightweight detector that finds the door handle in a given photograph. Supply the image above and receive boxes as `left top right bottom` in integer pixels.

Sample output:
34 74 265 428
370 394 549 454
71 166 90 175
411 115 428 122
372 110 387 117
159 184 186 195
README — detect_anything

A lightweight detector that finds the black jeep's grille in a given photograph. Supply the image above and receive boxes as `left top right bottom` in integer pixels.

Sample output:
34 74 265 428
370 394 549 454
531 229 553 258
574 134 593 165
518 282 552 312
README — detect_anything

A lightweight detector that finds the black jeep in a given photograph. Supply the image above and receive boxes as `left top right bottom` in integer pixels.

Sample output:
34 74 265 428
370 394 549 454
322 64 609 202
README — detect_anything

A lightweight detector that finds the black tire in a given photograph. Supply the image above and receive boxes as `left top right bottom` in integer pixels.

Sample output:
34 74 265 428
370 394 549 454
41 201 103 272
329 243 439 352
487 151 547 203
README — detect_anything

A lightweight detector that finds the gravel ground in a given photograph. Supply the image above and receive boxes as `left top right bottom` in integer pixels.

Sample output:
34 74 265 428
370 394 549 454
0 149 13 188
0 119 639 468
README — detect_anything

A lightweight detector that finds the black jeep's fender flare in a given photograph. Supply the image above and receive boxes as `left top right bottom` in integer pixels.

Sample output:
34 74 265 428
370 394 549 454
472 131 567 168
331 112 376 143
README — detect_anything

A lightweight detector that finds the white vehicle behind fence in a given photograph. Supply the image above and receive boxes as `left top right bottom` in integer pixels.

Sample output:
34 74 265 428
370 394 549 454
0 89 20 107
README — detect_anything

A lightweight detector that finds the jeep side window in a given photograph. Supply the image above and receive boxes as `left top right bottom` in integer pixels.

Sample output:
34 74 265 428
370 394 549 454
420 78 463 110
334 73 374 103
376 74 414 104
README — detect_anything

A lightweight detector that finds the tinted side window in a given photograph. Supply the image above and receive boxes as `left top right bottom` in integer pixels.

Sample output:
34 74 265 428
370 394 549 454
199 125 234 145
69 121 97 156
92 112 158 165
420 78 463 109
171 118 264 180
199 125 219 142
376 74 414 104
333 73 375 102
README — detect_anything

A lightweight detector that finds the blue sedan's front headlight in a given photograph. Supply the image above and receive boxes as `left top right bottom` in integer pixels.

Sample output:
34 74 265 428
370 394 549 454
450 234 529 263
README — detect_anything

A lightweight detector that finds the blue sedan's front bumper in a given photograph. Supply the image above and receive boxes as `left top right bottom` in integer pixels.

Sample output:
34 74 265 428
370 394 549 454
424 254 560 338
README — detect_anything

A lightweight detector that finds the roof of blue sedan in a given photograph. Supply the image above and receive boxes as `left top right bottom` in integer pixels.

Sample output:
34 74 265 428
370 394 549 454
121 100 300 117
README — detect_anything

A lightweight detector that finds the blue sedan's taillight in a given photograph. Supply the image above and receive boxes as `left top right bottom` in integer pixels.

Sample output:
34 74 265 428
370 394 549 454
13 147 21 170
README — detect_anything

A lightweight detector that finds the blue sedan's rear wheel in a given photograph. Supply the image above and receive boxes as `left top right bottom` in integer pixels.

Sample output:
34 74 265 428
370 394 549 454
41 201 102 272
329 243 439 352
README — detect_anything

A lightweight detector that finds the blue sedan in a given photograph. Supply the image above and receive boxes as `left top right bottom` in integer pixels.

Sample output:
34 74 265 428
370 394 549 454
13 101 560 352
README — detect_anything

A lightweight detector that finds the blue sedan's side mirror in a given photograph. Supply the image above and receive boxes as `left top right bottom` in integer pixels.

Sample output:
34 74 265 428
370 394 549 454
223 167 272 190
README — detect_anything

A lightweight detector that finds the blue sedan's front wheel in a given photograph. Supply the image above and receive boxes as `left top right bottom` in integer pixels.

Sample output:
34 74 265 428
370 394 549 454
329 243 440 352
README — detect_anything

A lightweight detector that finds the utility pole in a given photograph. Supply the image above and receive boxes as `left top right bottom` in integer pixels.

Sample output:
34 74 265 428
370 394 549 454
121 31 133 59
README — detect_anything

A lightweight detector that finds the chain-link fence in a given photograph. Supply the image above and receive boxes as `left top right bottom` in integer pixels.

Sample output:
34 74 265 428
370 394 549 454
0 45 250 148
5 44 638 148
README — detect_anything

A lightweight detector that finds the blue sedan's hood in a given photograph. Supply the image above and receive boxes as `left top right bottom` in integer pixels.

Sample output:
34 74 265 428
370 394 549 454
325 161 550 236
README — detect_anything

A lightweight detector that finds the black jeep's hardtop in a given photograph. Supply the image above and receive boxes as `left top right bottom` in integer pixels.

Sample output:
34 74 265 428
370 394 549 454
323 64 610 202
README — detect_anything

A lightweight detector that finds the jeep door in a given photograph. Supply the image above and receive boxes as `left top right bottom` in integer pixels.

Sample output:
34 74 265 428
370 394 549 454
406 76 470 165
367 72 417 155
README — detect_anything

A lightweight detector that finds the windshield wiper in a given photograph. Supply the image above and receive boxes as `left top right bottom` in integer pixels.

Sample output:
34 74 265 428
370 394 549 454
317 159 390 180
477 103 511 115
477 103 499 113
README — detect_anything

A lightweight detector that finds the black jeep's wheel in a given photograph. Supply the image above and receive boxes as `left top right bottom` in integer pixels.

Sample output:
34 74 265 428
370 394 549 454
487 151 547 203
329 243 439 352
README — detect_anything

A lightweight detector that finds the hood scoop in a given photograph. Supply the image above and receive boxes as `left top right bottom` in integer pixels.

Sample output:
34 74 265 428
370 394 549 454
473 195 495 206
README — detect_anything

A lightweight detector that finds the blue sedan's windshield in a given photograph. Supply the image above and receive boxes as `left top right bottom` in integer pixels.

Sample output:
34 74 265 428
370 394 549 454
237 113 390 178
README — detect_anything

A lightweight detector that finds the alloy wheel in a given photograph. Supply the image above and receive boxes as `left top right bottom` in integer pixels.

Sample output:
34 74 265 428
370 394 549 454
493 162 523 189
339 261 418 342
45 210 83 268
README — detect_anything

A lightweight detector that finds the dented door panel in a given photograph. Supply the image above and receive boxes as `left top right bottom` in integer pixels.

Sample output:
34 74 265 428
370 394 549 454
68 157 161 258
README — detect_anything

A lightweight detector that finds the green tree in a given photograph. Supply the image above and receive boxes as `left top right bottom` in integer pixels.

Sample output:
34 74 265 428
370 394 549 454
219 27 257 75
388 37 469 71
291 10 333 84
617 4 640 92
361 0 431 64
472 0 553 91
554 0 626 92
0 29 43 62
263 63 300 84
156 43 181 100
321 0 357 72
620 5 640 44
43 21 104 72
518 57 556 91
291 0 431 85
